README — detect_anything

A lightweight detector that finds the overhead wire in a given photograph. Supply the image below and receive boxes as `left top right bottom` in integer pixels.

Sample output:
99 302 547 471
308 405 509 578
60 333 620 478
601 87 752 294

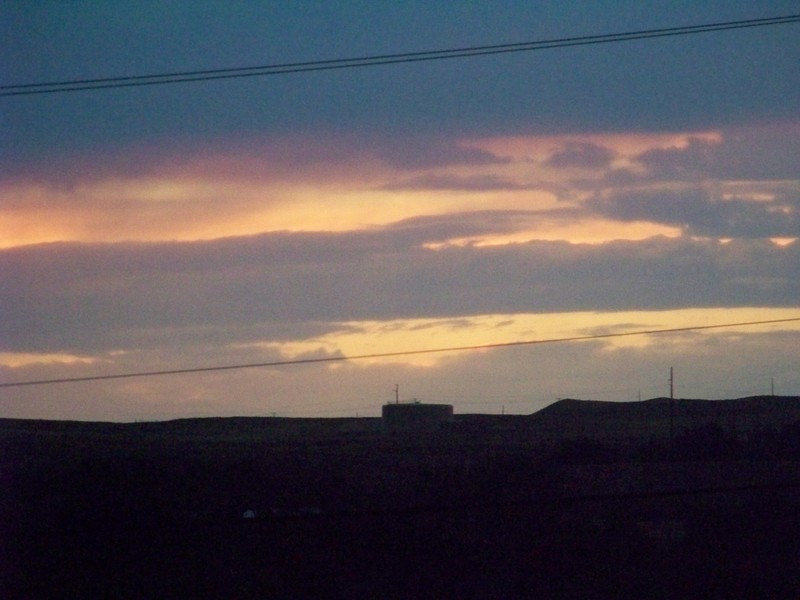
1 317 798 389
2 14 799 97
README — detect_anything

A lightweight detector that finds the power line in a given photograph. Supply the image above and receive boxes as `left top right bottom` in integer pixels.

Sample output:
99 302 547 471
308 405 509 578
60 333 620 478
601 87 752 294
2 317 798 389
2 14 798 97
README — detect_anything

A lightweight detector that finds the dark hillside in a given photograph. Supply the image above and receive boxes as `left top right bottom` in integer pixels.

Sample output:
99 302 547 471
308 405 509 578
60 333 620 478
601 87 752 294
527 395 800 444
2 397 800 598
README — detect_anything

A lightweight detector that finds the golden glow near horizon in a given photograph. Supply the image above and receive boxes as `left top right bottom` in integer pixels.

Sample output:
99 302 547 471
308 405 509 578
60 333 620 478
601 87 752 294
233 307 800 369
5 308 796 372
0 129 747 249
0 352 98 368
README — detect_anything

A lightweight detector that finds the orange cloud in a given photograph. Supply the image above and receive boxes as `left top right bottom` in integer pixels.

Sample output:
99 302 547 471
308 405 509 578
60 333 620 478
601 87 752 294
0 128 761 249
230 307 800 369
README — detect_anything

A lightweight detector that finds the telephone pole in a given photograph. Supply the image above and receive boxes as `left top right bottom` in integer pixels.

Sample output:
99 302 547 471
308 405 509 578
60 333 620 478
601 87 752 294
669 367 674 401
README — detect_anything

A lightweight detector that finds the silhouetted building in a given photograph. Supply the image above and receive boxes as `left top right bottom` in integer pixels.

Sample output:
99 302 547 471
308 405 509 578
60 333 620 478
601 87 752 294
382 402 453 432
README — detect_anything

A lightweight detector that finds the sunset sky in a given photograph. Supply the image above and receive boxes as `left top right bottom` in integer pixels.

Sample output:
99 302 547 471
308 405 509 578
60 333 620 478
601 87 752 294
2 2 799 421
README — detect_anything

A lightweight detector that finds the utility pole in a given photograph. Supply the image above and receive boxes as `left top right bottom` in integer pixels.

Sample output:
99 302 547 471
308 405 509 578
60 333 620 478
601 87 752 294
669 367 674 401
394 383 399 404
771 377 775 397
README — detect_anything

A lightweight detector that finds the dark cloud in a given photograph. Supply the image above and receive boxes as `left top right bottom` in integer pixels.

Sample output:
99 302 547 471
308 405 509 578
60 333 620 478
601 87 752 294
588 188 800 238
634 126 800 182
709 126 800 180
381 173 526 191
545 141 617 169
382 209 581 242
2 230 797 354
371 137 509 170
635 137 716 179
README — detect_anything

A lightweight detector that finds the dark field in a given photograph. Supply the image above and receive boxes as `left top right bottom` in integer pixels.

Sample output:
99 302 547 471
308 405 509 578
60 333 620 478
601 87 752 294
3 397 800 599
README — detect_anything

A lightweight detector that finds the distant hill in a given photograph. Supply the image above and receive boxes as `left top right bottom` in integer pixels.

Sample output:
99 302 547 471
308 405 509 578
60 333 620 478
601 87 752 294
525 395 800 444
4 398 800 599
0 415 383 443
1 395 799 445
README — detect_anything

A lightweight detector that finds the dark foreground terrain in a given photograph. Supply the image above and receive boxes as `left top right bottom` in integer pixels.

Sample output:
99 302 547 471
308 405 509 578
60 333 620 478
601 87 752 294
2 396 800 599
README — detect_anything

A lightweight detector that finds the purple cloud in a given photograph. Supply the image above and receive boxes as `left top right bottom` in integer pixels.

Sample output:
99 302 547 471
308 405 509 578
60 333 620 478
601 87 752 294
587 188 800 238
2 230 797 355
545 141 617 169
